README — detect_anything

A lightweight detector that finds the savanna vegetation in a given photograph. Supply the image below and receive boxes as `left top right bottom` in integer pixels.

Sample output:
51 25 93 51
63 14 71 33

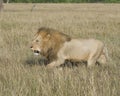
0 4 120 96
2 0 120 3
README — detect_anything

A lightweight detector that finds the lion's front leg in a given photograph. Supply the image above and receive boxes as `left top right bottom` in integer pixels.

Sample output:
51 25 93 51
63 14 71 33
46 58 65 68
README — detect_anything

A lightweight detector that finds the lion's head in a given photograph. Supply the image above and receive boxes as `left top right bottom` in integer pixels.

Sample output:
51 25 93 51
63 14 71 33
30 27 71 62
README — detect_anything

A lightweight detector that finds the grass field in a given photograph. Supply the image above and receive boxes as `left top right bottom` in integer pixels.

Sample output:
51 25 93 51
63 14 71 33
0 3 120 96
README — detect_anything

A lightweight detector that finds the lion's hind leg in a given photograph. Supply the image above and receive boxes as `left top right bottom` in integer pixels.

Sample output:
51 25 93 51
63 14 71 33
97 46 109 65
87 46 103 67
87 52 99 67
97 54 107 64
87 58 97 67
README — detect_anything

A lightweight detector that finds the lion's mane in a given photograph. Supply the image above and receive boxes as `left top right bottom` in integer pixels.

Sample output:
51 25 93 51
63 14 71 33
36 27 71 63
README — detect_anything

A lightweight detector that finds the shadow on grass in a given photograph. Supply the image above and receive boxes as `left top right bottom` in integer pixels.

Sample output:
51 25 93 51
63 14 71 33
60 59 88 68
25 57 48 67
25 57 88 68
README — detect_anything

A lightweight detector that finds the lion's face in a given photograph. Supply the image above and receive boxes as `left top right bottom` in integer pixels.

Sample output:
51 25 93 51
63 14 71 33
31 35 43 55
30 33 51 56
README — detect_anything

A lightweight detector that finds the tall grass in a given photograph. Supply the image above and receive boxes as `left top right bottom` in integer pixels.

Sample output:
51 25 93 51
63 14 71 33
9 0 120 3
0 4 120 96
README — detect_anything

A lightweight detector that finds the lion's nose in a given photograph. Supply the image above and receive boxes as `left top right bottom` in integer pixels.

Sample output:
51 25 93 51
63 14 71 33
34 50 40 53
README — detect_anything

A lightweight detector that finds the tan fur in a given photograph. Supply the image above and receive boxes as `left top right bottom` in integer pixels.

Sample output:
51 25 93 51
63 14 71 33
31 27 108 68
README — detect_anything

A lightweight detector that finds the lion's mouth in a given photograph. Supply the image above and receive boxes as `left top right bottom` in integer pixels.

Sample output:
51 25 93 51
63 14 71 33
33 50 40 56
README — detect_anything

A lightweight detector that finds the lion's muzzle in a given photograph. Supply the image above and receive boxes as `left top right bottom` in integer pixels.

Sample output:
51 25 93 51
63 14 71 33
33 50 40 56
30 46 41 56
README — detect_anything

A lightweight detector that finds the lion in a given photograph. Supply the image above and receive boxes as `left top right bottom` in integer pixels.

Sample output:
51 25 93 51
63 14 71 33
30 27 109 68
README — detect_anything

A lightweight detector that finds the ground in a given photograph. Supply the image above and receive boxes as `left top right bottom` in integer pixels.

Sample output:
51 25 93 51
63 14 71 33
0 3 120 96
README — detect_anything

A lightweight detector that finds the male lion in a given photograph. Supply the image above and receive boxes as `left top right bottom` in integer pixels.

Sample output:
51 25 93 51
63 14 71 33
31 27 108 68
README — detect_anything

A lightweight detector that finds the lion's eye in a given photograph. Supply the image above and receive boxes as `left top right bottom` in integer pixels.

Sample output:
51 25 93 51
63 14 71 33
36 40 39 42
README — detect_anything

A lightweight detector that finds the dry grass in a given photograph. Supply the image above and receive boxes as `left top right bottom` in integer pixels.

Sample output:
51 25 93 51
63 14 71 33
0 3 120 96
